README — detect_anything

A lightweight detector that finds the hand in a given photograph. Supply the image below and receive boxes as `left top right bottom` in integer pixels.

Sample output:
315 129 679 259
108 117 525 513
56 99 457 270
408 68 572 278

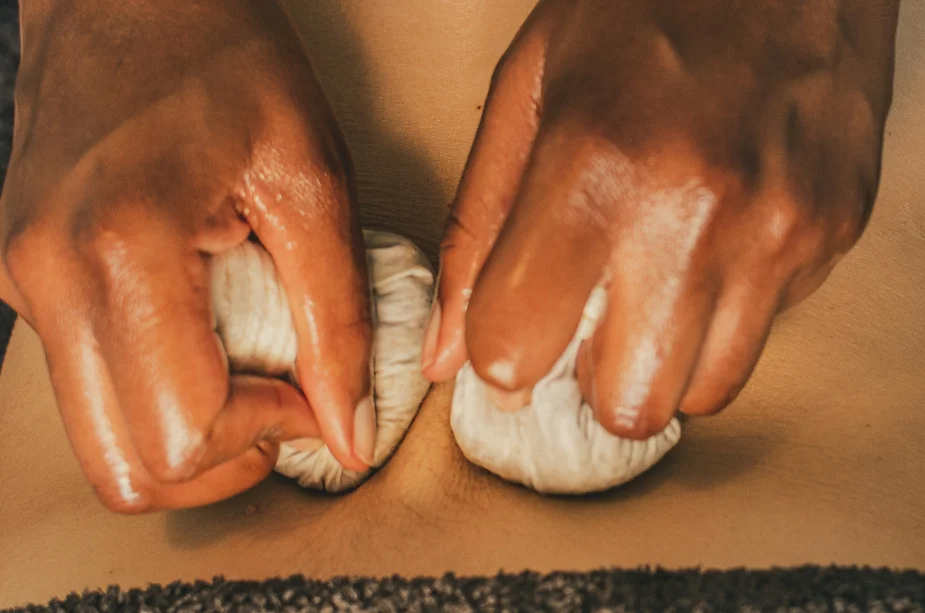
423 0 899 438
0 0 373 512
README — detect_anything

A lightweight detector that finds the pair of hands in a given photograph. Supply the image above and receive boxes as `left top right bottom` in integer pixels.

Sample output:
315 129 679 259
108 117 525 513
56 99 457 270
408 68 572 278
0 0 898 512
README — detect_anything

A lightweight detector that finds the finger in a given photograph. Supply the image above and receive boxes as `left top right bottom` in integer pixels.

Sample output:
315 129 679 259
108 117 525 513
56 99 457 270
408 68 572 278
82 211 319 482
679 283 780 416
240 111 373 472
578 263 718 440
42 318 282 513
463 121 619 393
781 255 840 311
421 23 548 383
202 375 321 467
152 444 278 511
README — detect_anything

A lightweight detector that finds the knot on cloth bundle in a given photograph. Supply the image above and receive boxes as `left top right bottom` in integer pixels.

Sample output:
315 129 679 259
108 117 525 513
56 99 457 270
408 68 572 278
210 231 680 495
210 230 434 492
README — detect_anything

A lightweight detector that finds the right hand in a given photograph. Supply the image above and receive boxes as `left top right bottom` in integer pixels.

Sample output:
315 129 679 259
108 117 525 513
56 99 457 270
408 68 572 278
0 0 375 512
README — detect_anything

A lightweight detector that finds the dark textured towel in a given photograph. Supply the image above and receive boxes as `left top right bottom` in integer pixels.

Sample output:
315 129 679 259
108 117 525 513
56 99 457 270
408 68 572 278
4 567 925 613
0 0 19 370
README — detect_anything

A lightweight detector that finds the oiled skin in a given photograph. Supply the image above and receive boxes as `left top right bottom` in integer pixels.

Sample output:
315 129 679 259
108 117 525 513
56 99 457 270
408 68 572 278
0 0 902 512
0 0 373 512
1 2 924 607
424 0 901 439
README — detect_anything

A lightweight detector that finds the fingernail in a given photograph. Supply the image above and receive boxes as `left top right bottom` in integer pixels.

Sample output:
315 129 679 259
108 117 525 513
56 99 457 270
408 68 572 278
421 299 442 371
486 385 533 412
353 394 377 466
287 438 325 453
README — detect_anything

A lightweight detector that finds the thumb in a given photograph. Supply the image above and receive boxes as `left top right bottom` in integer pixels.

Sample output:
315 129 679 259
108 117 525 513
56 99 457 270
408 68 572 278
240 119 374 472
422 29 547 383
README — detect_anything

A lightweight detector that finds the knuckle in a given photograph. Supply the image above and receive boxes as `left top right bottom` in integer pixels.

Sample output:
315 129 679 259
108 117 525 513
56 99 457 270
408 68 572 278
832 213 864 251
306 139 352 193
488 54 511 94
84 226 131 270
316 283 373 344
440 212 479 252
3 215 71 309
845 88 878 140
438 217 483 283
755 195 807 258
138 440 205 485
71 202 149 275
834 172 880 250
536 119 642 201
131 390 225 484
115 336 230 484
489 30 545 98
267 112 352 196
3 220 44 281
490 42 528 91
140 454 198 485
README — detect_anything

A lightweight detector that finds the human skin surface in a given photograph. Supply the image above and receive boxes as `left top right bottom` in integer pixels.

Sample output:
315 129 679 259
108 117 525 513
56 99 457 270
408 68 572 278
0 0 375 512
423 0 902 442
0 1 923 607
0 0 905 513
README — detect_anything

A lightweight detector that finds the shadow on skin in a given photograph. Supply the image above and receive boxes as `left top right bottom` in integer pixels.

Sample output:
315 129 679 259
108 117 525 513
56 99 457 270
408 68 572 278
164 374 781 550
480 410 781 510
163 476 339 550
280 0 448 261
661 425 779 492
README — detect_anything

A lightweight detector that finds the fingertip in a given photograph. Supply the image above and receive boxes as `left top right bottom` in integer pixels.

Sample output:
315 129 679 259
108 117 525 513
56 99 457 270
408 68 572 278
586 339 683 441
302 366 374 473
594 401 677 441
462 226 606 392
91 481 154 515
679 287 778 417
421 296 469 383
464 292 540 391
486 384 533 412
469 351 522 392
301 381 368 473
679 385 738 417
286 297 373 473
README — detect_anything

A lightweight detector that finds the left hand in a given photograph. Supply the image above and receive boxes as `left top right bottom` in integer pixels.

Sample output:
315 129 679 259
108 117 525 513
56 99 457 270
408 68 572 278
422 0 899 438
